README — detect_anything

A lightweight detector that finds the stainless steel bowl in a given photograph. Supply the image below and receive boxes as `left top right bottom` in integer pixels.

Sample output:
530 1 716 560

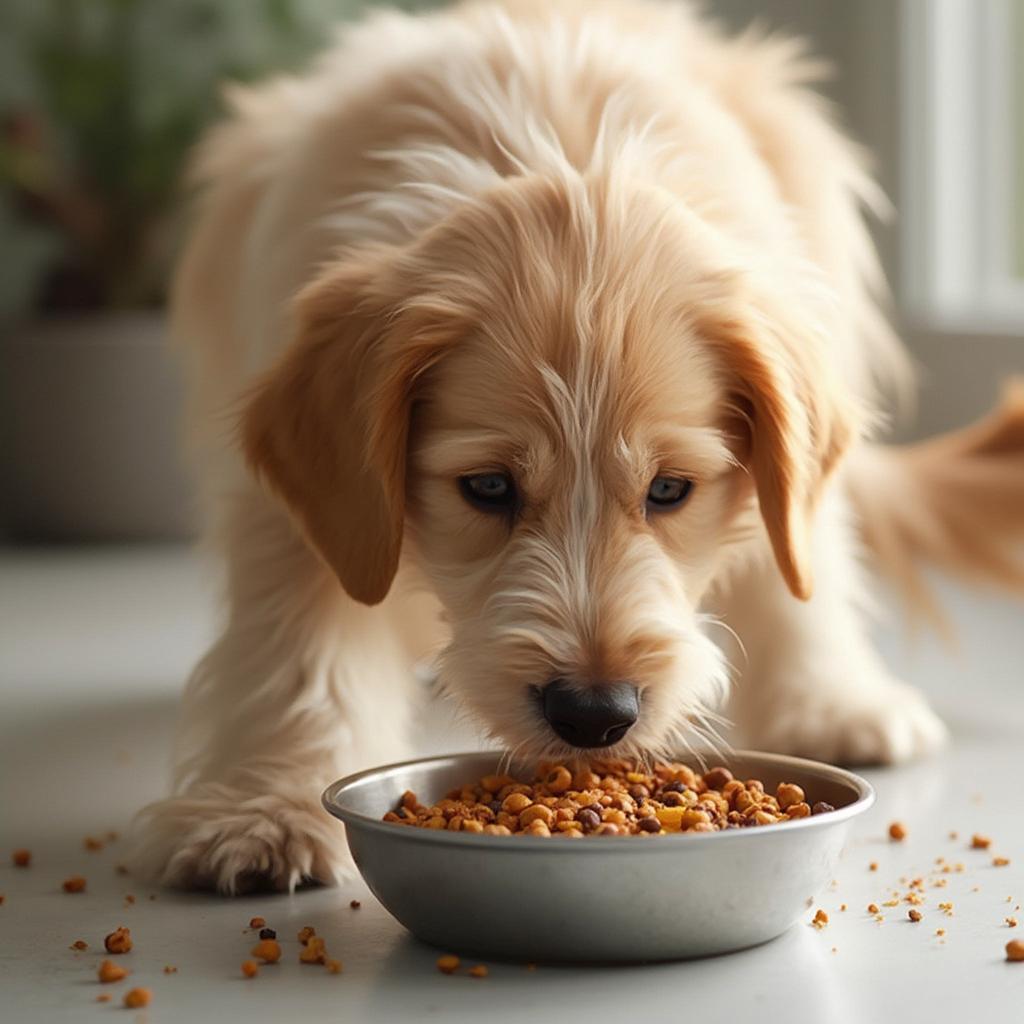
322 750 873 962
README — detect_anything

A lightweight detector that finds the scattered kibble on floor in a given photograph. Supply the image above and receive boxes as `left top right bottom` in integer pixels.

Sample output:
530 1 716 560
993 857 1010 867
436 955 460 974
350 899 361 909
1006 940 1024 962
250 939 282 964
812 909 829 929
469 965 489 978
123 988 151 1009
12 849 31 868
909 909 922 923
97 960 128 984
971 834 992 850
104 927 132 954
70 940 87 951
61 876 86 894
888 822 907 842
242 961 259 979
249 916 266 929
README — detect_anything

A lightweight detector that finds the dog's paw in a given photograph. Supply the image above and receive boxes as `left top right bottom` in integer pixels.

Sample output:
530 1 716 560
129 785 352 894
750 681 948 766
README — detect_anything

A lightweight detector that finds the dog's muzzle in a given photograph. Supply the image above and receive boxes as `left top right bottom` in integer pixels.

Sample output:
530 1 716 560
540 680 639 748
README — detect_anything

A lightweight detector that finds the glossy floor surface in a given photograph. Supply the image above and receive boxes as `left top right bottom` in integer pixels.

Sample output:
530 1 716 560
1 547 1022 1022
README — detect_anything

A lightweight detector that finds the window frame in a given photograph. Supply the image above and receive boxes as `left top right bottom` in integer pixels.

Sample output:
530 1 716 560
901 0 1024 333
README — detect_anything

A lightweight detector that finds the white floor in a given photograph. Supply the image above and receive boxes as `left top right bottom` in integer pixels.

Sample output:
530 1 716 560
1 546 1022 1022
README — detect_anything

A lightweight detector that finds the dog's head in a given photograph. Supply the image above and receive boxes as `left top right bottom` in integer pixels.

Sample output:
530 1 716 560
242 173 856 760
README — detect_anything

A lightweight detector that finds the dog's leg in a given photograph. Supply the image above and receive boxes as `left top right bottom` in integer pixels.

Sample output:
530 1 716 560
130 487 431 893
721 487 948 765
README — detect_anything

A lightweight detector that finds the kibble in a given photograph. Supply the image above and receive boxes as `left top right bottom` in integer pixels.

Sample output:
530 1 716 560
469 965 489 978
385 760 834 836
1006 939 1024 962
123 988 151 1009
971 834 992 850
249 916 266 929
812 909 829 929
70 940 88 951
12 849 31 868
242 960 260 978
994 857 1010 867
250 939 282 964
436 954 460 974
908 909 922 922
104 927 132 954
62 876 86 893
888 821 907 842
349 900 361 909
98 960 128 984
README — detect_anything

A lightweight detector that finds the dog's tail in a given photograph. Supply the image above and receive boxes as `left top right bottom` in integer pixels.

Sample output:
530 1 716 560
847 380 1024 630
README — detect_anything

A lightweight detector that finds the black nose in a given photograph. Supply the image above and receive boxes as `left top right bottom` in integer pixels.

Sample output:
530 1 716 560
541 680 639 748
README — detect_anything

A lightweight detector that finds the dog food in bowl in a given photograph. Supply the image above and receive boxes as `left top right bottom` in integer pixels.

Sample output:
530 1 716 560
382 758 836 836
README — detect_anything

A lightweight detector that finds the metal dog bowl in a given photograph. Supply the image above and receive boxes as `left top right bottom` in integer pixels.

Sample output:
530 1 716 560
322 751 873 962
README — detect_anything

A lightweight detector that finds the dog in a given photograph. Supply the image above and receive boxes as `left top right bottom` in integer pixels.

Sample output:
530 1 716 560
133 0 1024 893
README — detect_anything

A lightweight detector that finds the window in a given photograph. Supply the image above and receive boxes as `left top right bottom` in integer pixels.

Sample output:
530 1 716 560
902 0 1024 332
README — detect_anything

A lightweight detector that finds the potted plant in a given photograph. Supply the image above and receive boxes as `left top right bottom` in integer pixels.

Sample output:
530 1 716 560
0 0 434 541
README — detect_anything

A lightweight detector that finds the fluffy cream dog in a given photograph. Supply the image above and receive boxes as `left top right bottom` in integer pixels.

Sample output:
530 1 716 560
134 0 1024 892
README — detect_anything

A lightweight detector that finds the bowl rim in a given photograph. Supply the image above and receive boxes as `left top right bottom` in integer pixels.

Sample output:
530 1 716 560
321 749 875 851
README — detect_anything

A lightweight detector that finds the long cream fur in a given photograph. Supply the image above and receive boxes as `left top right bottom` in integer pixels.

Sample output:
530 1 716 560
131 0 1021 893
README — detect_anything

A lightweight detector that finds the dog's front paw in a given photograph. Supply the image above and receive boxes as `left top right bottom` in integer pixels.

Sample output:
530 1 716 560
129 785 351 894
751 681 948 766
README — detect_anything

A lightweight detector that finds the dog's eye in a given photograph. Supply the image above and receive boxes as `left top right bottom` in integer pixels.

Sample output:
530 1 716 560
459 472 517 512
646 476 694 510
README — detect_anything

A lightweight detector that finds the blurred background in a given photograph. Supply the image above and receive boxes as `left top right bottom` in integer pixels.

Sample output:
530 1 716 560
0 0 1021 543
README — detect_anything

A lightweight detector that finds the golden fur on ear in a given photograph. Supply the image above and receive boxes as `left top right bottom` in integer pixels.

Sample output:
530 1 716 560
241 251 460 605
710 307 858 601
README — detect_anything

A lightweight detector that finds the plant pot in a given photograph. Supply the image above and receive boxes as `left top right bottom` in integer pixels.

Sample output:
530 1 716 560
0 311 196 542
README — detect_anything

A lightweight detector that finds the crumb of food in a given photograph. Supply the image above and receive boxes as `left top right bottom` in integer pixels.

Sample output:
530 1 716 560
96 994 111 1003
436 955 461 974
249 916 266 929
994 857 1010 867
883 899 900 908
83 836 104 852
104 927 132 954
384 761 832 835
469 965 489 978
70 940 88 951
258 928 276 940
949 830 958 840
163 965 177 974
250 939 281 964
124 894 136 906
904 893 924 905
98 960 128 983
888 821 907 842
812 909 829 929
62 876 86 894
939 902 954 916
869 862 878 872
297 926 316 945
867 903 880 914
1006 939 1024 962
936 928 945 937
349 899 361 909
1007 918 1019 928
908 909 922 922
123 988 151 1009
242 960 259 979
971 834 992 850
326 958 343 974
299 937 327 965
840 904 847 912
12 849 31 868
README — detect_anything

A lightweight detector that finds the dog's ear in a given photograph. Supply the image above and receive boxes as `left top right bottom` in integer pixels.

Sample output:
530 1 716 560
241 250 460 605
709 306 859 601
